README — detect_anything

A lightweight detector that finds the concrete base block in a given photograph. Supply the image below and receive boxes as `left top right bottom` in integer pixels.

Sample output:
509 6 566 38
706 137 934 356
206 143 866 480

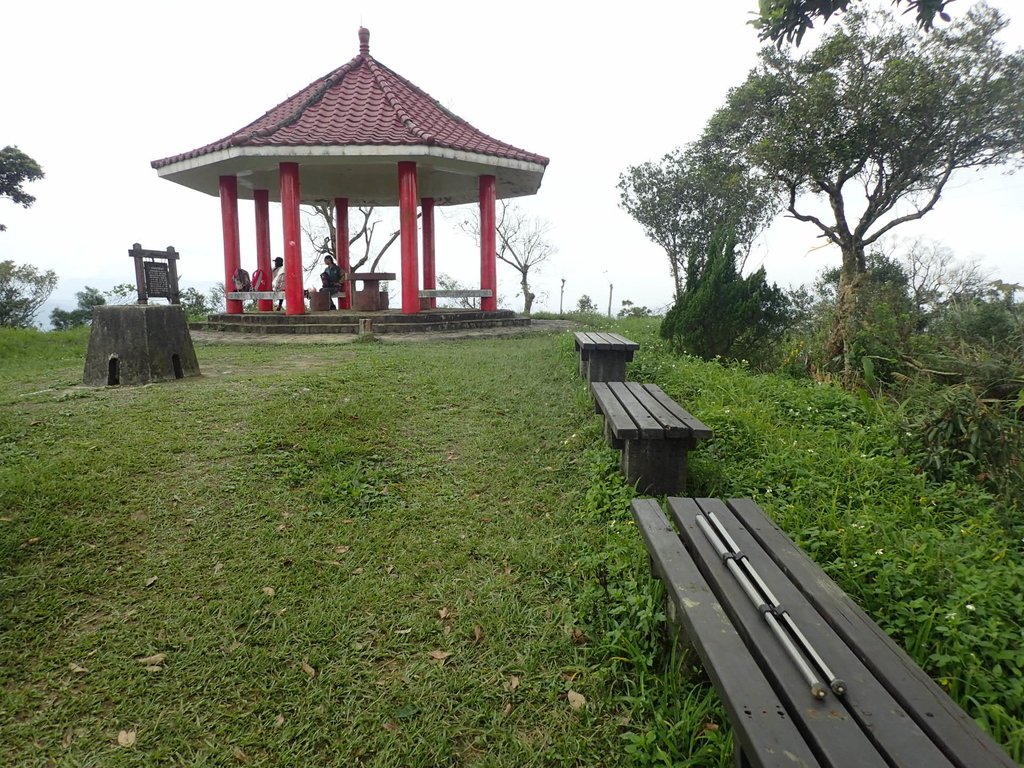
83 305 200 386
621 439 690 495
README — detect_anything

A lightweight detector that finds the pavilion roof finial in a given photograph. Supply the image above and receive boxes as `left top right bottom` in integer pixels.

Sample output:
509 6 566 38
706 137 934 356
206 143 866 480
358 27 370 56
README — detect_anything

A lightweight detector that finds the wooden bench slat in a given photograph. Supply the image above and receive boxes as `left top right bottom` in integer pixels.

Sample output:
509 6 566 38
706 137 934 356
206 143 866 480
623 382 689 436
227 291 287 300
692 498 956 768
644 385 714 439
729 498 1018 768
667 498 893 767
590 382 639 440
607 381 666 439
631 499 824 768
418 289 493 298
574 331 612 351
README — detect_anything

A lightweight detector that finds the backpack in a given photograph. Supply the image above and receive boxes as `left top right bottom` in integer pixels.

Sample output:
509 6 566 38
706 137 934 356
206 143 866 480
251 268 268 291
232 268 252 291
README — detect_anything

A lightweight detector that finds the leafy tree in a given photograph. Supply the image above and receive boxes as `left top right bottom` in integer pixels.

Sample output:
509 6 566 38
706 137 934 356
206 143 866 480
619 143 776 297
0 146 44 232
660 232 789 366
179 287 217 320
704 5 1024 381
575 295 599 314
618 300 653 318
753 0 957 46
50 286 106 330
435 273 480 309
0 260 58 328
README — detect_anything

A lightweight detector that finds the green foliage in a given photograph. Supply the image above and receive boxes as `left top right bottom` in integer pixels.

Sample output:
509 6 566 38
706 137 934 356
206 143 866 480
178 286 216 320
709 5 1024 373
0 145 44 232
0 259 58 328
619 141 777 296
753 0 956 46
49 286 106 330
618 299 652 319
660 232 789 367
575 294 599 314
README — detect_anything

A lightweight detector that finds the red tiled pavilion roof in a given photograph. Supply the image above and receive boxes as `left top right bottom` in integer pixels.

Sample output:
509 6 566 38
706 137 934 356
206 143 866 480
152 29 548 170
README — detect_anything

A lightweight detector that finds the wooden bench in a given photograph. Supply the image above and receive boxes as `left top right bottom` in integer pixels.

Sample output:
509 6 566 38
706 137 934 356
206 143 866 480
630 496 1017 768
573 331 639 382
227 291 286 301
418 289 493 299
591 382 712 493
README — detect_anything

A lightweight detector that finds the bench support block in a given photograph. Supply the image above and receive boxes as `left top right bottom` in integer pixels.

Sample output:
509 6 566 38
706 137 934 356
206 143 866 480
622 439 688 494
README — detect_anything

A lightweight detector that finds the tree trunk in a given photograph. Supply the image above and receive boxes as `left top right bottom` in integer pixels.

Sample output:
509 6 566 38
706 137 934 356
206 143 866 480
521 276 534 314
827 241 867 386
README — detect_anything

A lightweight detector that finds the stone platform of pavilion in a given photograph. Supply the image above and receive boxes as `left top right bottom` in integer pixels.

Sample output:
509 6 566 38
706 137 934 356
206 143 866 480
190 308 529 335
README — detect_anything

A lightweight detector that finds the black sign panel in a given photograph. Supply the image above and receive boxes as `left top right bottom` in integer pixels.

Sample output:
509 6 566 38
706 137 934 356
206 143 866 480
144 262 171 298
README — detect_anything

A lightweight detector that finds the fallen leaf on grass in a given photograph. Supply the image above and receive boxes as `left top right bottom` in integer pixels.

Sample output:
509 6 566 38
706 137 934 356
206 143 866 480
68 663 88 674
507 675 520 692
145 576 158 588
341 518 355 524
473 625 485 643
233 747 250 763
22 537 41 548
262 586 276 597
144 665 163 673
117 730 136 747
334 545 351 555
395 628 412 635
571 627 589 645
438 607 450 620
136 653 166 666
276 524 287 532
301 660 317 678
62 729 74 748
214 563 224 574
274 714 285 728
503 702 513 716
224 641 242 654
351 567 364 575
567 690 587 710
383 720 400 731
428 650 453 662
704 721 720 732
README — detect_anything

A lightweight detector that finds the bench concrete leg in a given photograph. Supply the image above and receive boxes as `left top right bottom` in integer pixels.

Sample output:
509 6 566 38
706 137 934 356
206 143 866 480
586 353 629 383
621 440 688 494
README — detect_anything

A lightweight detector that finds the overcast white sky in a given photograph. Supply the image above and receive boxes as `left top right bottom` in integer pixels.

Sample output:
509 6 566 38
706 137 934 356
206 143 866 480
3 0 1022 320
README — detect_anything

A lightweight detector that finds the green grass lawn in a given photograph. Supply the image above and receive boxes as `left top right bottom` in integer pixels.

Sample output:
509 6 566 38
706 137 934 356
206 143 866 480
0 329 727 767
2 322 1021 766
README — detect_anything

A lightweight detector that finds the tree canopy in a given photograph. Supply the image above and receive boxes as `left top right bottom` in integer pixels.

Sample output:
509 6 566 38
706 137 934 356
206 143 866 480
0 260 58 328
0 146 44 232
753 0 958 46
618 142 777 297
708 3 1024 375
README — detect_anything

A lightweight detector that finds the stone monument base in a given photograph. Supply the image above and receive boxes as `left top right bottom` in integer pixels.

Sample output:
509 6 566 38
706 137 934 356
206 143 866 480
84 305 200 386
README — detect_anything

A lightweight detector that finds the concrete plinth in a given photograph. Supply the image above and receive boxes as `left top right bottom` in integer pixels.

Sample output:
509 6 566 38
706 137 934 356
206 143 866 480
84 305 200 386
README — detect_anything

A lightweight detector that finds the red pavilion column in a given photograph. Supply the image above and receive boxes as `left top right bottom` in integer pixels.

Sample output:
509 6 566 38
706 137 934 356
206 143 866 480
335 197 351 310
254 189 273 312
421 197 436 309
219 175 242 315
279 162 304 315
398 161 420 314
479 175 497 311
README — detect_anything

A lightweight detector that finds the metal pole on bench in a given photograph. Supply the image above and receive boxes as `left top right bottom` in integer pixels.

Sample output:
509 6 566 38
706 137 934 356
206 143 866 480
700 509 847 698
694 514 828 700
696 512 847 704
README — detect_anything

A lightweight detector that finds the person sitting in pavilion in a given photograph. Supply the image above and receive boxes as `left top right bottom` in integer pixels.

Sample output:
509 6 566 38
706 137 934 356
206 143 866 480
320 255 343 309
